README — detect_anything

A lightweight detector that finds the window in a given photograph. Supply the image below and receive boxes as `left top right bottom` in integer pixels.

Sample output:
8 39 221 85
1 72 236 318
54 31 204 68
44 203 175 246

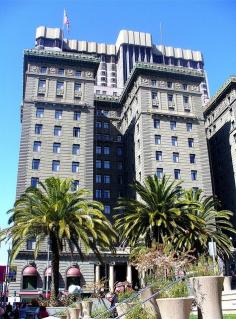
156 151 162 161
104 205 111 214
154 119 160 128
183 96 189 104
35 124 42 135
32 159 40 170
75 70 81 77
95 190 102 199
40 67 47 74
96 121 102 128
96 146 102 154
104 161 110 169
155 135 161 145
96 110 102 116
96 175 101 183
33 141 41 152
74 83 81 92
55 110 62 120
186 122 192 132
171 136 178 146
152 80 157 86
73 127 80 137
27 238 36 250
183 83 187 90
31 177 39 188
170 121 176 130
190 154 196 164
104 175 110 184
72 144 80 155
168 94 173 103
117 147 123 156
53 143 61 154
167 82 173 88
56 81 64 90
72 162 80 173
152 91 157 100
113 92 117 96
173 152 179 163
117 162 123 170
117 135 122 142
191 170 197 181
104 135 110 141
104 146 110 155
36 107 44 118
104 190 110 199
103 122 109 129
156 168 163 179
38 79 46 90
96 160 102 168
52 160 60 172
74 111 81 121
96 90 100 95
58 68 64 75
71 180 79 191
174 169 181 180
54 126 62 136
188 138 194 147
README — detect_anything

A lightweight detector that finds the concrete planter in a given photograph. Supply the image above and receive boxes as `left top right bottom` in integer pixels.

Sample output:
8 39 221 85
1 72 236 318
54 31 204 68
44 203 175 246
68 307 81 319
82 300 93 319
224 276 232 292
115 302 134 319
190 275 224 319
156 297 193 319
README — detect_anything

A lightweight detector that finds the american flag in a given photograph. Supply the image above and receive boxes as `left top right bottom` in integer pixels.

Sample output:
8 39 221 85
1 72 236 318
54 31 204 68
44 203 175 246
63 9 70 33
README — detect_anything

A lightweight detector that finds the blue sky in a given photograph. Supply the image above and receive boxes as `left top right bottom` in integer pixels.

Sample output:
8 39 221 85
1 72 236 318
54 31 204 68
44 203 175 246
0 0 235 264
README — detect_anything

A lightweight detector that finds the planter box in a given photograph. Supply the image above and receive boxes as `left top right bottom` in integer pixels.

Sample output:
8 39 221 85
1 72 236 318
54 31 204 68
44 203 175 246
190 275 224 319
156 297 193 319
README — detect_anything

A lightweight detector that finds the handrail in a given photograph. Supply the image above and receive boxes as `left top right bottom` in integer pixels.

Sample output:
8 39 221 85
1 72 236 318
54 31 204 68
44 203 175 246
94 275 189 319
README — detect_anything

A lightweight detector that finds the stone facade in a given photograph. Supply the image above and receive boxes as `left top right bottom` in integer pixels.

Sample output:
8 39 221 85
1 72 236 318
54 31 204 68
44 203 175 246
10 28 212 299
204 77 236 224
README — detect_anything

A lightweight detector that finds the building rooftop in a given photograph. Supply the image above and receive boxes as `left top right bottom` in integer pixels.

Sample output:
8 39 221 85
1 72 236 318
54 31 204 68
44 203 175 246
35 26 203 62
204 76 236 115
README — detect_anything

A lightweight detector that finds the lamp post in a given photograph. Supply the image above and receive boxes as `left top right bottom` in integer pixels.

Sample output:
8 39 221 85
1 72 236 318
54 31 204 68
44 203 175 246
3 249 11 309
45 238 50 299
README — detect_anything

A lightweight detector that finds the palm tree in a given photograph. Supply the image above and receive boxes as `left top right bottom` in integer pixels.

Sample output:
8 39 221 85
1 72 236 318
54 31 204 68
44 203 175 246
173 188 236 257
115 175 186 247
0 177 117 299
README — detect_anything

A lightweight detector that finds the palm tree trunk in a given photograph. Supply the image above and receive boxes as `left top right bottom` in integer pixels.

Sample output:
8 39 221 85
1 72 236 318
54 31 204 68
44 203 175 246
50 232 60 300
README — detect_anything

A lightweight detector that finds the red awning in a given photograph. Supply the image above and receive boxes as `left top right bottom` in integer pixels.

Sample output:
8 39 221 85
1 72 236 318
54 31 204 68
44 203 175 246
22 266 37 276
66 267 80 277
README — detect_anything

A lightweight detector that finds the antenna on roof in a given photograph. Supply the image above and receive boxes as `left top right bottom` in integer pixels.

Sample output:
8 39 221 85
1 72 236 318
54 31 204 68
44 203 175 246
160 22 165 64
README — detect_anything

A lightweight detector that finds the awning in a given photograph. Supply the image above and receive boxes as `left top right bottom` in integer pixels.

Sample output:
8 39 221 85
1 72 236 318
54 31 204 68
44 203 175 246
66 267 80 277
22 266 37 276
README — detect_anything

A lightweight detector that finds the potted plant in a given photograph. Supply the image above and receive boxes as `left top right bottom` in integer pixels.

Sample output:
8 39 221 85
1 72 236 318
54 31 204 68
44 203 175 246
68 302 82 319
189 256 224 319
82 297 93 319
155 279 194 319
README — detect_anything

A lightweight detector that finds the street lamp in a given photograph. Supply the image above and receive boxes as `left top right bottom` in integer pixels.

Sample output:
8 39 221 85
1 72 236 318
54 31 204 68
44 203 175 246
3 248 11 309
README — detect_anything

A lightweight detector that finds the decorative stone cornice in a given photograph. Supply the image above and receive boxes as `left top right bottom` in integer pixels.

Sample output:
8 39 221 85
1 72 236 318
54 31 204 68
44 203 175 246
120 62 204 104
24 49 100 64
204 76 236 115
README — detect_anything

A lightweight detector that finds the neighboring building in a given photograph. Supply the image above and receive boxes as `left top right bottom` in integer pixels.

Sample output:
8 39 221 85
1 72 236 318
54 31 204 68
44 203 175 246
10 27 212 300
204 77 236 224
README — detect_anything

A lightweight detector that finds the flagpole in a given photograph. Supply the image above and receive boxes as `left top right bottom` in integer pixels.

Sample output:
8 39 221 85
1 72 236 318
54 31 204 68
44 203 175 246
61 10 65 51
